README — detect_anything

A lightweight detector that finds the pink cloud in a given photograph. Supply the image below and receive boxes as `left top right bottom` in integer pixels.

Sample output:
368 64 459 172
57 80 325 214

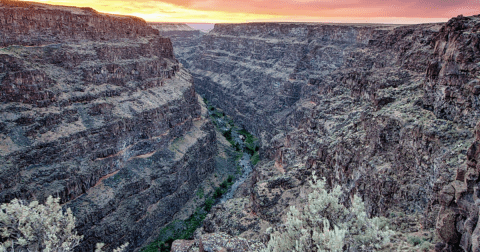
153 0 480 18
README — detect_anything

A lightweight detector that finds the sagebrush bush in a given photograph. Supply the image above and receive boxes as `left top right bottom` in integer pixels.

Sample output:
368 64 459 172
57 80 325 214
263 172 393 252
0 196 82 252
0 196 128 252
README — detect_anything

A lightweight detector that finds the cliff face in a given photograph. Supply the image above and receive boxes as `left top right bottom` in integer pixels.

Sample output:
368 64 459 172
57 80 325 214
436 122 480 251
163 16 480 250
0 1 216 251
0 1 159 47
149 23 204 70
422 15 480 128
187 23 433 143
429 15 480 251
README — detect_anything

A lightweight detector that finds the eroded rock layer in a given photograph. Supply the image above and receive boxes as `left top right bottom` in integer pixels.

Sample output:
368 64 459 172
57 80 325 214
163 15 480 250
150 23 204 70
0 1 216 251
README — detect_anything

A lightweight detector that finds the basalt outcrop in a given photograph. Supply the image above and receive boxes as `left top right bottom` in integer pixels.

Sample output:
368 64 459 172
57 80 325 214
432 15 480 252
161 15 480 250
436 122 480 252
0 1 217 251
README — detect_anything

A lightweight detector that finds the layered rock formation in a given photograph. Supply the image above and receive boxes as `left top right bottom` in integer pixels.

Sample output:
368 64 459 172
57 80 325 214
150 23 203 69
1 0 479 250
0 1 216 251
150 23 195 32
162 15 480 250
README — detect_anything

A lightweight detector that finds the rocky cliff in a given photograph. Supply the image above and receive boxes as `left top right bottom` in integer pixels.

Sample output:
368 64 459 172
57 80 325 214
149 23 203 70
162 16 480 250
0 1 217 251
428 16 480 251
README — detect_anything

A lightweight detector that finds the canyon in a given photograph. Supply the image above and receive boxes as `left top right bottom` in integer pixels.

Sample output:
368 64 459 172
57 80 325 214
159 16 480 251
1 0 480 251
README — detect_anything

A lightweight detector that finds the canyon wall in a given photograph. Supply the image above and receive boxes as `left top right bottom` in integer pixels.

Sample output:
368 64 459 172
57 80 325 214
0 2 217 251
150 23 204 70
163 15 480 250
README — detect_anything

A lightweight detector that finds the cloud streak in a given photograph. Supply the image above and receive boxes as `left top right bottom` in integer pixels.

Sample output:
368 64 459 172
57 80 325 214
156 0 479 17
24 0 480 23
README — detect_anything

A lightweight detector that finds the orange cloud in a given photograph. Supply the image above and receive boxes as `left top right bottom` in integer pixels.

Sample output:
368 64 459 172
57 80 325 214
27 0 286 22
22 0 480 23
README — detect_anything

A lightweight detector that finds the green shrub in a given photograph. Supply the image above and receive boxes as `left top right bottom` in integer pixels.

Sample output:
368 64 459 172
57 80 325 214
196 187 204 199
142 192 223 252
222 128 233 142
251 151 260 165
419 241 433 251
245 146 255 156
141 209 208 252
0 196 128 252
263 172 393 252
407 236 423 246
0 196 83 252
232 142 241 152
220 180 228 189
213 187 223 199
204 197 214 212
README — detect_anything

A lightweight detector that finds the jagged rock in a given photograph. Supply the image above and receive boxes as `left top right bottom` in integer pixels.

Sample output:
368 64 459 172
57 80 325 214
202 197 264 238
436 121 480 251
171 240 195 252
422 14 480 128
0 2 217 251
171 232 265 252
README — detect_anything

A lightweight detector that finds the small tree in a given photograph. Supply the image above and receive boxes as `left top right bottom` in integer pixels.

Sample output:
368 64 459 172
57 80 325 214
263 172 393 252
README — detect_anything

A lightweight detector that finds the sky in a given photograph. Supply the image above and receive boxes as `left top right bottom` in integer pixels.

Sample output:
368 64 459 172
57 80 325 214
25 0 480 24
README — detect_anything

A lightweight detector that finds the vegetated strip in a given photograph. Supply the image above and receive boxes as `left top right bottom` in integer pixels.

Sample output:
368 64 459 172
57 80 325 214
205 99 260 165
141 99 260 252
140 176 234 252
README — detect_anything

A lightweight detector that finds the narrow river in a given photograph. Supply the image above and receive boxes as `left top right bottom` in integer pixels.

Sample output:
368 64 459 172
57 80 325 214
221 152 253 203
206 104 257 204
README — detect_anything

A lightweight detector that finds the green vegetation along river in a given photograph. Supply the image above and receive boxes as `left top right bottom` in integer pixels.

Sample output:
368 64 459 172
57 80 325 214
141 99 259 252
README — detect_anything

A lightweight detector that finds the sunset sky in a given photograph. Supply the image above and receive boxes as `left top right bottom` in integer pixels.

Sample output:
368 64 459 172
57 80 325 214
26 0 480 24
